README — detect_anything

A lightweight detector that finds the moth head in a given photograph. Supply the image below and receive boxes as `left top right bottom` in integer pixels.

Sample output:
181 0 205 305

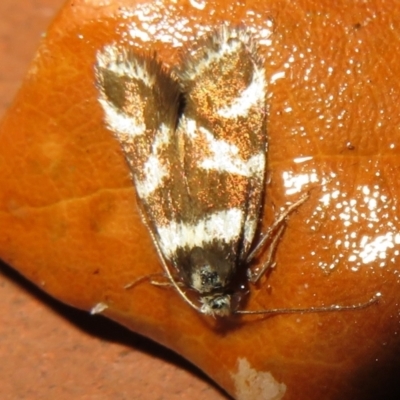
199 294 232 317
184 247 235 316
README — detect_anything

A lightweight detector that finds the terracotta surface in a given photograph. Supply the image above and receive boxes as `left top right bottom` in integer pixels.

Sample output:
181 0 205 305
1 1 400 399
0 1 227 399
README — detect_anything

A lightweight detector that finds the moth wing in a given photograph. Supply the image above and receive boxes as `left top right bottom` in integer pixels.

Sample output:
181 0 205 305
94 46 187 260
94 28 268 274
175 26 267 260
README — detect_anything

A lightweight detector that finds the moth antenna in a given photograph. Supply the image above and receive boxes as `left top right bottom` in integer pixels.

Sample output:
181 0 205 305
148 226 204 313
234 292 381 315
159 254 204 313
134 206 204 312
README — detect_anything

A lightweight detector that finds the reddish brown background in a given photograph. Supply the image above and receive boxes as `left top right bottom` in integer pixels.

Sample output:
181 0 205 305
0 1 227 399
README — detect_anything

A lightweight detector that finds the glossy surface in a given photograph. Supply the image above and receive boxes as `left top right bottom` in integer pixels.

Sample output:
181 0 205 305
1 1 400 399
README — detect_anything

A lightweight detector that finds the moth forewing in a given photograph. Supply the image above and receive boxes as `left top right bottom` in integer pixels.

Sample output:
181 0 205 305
178 29 267 252
171 27 268 315
95 47 186 232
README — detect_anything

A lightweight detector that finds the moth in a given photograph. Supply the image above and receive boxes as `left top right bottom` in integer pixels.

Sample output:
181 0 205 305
94 26 378 317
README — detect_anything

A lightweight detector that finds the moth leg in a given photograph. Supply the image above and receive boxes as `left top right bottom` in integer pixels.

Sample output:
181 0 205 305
247 224 285 283
124 273 166 290
124 273 184 289
150 277 184 288
247 193 309 263
246 193 309 282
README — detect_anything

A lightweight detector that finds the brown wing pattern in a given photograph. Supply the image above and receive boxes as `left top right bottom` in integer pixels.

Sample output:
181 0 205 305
95 26 267 271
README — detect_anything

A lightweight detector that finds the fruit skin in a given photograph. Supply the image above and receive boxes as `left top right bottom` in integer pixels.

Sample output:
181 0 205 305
1 1 400 399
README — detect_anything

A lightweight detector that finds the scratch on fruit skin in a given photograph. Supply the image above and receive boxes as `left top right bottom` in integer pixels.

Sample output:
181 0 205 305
231 358 286 400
